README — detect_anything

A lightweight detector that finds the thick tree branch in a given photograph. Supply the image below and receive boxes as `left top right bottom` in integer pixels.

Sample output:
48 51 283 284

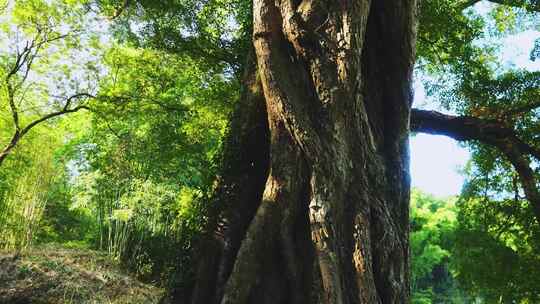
411 109 540 160
411 108 540 222
0 94 93 167
7 86 21 133
21 105 91 137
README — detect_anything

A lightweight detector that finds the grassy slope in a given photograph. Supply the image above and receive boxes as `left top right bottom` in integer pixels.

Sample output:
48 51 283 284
0 244 164 304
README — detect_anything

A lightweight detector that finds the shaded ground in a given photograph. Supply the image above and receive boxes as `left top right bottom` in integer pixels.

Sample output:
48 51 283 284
0 244 164 304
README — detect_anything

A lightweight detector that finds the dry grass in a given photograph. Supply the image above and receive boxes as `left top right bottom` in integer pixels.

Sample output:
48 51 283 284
0 244 165 304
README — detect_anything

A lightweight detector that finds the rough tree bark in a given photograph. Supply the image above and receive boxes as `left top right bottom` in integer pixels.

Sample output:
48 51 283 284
190 1 417 303
189 56 270 304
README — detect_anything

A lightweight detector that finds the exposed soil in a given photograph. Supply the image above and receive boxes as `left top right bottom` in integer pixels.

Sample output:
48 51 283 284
0 244 165 304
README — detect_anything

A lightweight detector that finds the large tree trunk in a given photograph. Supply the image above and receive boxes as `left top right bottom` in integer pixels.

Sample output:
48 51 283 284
190 1 417 303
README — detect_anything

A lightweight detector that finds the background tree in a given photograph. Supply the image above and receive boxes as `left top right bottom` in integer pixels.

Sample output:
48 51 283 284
409 190 470 304
454 185 540 302
412 0 540 222
0 0 103 166
412 1 540 302
65 44 235 285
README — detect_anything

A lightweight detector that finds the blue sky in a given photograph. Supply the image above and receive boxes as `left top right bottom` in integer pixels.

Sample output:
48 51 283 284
409 13 540 197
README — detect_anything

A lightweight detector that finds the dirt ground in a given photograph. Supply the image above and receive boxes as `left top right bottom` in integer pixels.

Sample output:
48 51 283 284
0 244 165 304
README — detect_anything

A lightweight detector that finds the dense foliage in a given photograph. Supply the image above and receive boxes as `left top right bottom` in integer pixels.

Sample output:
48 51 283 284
410 190 462 303
454 183 540 302
0 0 236 290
